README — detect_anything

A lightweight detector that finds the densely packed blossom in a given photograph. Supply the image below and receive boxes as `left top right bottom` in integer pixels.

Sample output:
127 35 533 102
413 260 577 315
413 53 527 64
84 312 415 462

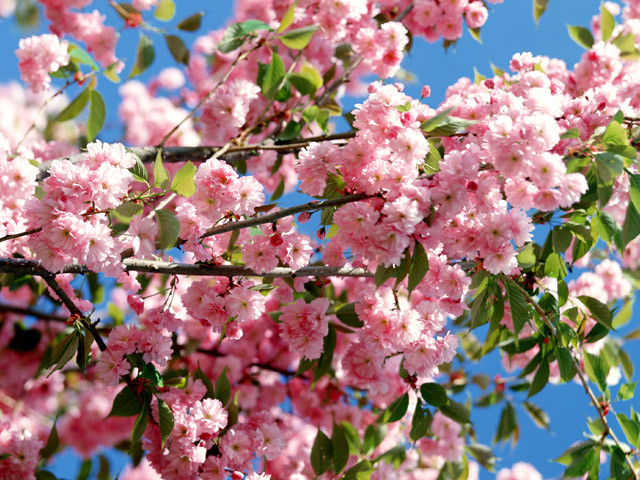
16 34 70 93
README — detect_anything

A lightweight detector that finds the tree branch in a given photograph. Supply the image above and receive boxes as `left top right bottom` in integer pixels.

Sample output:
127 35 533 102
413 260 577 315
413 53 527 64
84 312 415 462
0 257 373 279
199 192 374 240
0 303 67 322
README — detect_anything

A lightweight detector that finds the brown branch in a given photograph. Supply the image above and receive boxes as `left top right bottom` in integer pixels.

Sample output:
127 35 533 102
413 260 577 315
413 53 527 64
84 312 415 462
0 303 67 322
199 192 374 240
35 131 356 181
0 256 373 279
570 351 639 479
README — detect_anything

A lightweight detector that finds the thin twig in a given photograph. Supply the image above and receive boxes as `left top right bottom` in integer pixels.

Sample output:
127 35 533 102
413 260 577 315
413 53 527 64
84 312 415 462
158 45 260 148
199 192 374 240
0 303 67 322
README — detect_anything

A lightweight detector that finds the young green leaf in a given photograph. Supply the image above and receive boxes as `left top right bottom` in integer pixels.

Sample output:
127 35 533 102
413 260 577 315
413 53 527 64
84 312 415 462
154 0 175 21
55 88 90 122
165 35 190 65
157 399 174 447
278 25 318 49
86 90 106 141
130 33 155 78
156 209 180 250
276 0 296 33
260 53 286 100
40 420 60 459
567 25 595 49
601 3 615 42
528 358 550 397
153 149 170 189
171 161 197 197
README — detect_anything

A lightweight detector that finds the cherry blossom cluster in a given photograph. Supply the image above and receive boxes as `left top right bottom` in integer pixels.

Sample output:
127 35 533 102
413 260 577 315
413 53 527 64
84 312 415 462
119 72 199 147
0 422 43 480
38 0 121 70
400 0 496 43
16 34 70 93
25 141 137 276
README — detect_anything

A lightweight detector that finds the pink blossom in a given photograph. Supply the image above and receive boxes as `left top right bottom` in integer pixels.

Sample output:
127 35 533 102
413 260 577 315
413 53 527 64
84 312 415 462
16 34 69 93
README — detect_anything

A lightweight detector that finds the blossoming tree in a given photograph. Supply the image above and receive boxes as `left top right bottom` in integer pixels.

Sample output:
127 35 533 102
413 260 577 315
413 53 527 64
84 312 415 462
1 0 640 479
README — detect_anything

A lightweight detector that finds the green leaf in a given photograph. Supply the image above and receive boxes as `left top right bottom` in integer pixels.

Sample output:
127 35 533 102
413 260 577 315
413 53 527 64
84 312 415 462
276 0 296 33
194 363 214 398
439 399 471 424
408 241 429 294
218 23 245 53
55 88 90 122
341 460 374 480
40 420 59 459
130 403 149 447
289 66 323 96
153 149 170 188
567 25 595 49
623 201 640 247
239 19 273 34
86 90 106 142
332 422 349 474
129 153 148 184
279 25 318 49
177 12 203 31
340 421 361 455
504 279 530 334
528 358 549 397
310 429 333 476
154 0 175 20
171 161 197 197
601 3 615 42
116 201 143 218
261 53 286 100
468 27 482 44
618 382 636 401
603 120 628 146
420 383 448 407
544 252 568 279
583 352 608 392
156 209 180 250
381 393 409 423
97 454 110 480
616 412 640 448
270 177 285 202
421 114 475 136
130 33 155 78
410 400 432 442
48 332 79 375
77 460 92 480
363 424 386 454
522 401 550 430
494 402 517 444
578 295 613 330
157 399 174 447
104 61 121 83
165 35 190 65
141 363 163 386
69 43 98 70
560 128 580 139
556 347 577 382
215 367 231 406
314 325 336 380
109 386 143 417
595 152 625 184
36 472 59 480
374 264 394 287
336 303 364 328
533 0 549 23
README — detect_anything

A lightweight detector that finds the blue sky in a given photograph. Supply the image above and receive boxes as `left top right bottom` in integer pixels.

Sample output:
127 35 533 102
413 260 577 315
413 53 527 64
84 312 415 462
2 1 639 479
